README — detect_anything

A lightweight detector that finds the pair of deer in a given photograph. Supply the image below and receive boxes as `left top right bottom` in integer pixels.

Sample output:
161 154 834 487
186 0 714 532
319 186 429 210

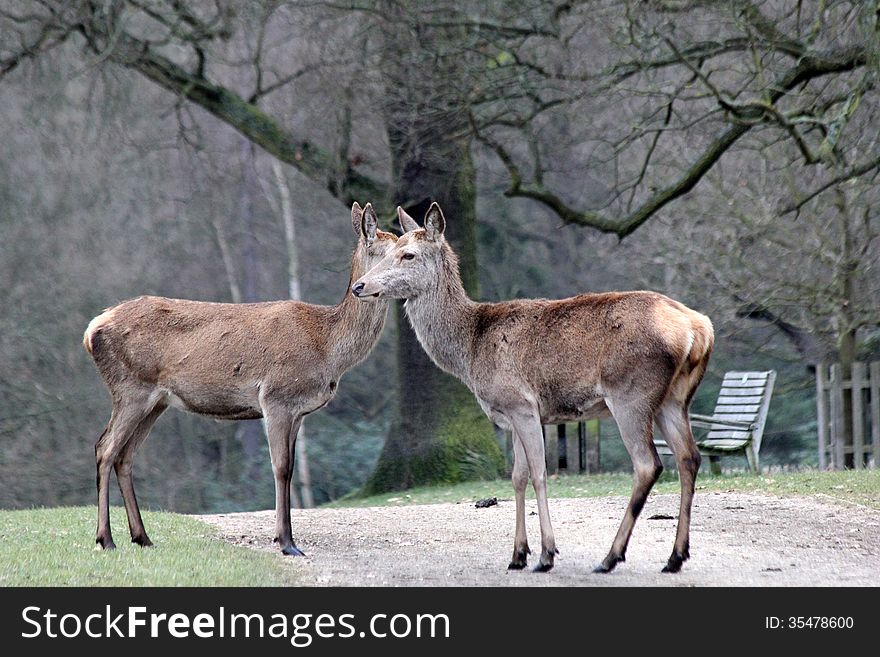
85 201 713 574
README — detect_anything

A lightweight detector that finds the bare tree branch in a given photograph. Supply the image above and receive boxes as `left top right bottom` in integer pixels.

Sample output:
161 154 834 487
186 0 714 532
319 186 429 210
0 11 73 79
71 3 386 205
482 42 868 238
781 153 880 215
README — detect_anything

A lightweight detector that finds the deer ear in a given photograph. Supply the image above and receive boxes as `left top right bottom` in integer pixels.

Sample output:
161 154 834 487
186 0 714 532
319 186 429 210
397 206 420 233
351 202 363 237
361 202 378 246
423 202 446 241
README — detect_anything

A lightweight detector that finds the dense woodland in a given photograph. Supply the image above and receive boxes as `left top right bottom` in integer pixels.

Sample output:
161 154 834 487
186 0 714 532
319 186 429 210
1 1 878 512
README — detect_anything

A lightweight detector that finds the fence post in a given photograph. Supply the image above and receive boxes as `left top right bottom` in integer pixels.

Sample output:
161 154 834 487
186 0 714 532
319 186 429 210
544 425 559 475
830 364 845 469
578 421 587 472
816 364 828 470
871 362 880 468
565 425 580 473
558 423 568 470
852 362 866 469
585 419 601 473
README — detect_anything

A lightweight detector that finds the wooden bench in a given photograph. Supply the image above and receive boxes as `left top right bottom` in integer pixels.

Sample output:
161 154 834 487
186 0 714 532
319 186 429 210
655 370 776 474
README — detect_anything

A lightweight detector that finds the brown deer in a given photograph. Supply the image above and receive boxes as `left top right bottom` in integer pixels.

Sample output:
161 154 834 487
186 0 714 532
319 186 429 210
352 203 714 573
84 202 396 555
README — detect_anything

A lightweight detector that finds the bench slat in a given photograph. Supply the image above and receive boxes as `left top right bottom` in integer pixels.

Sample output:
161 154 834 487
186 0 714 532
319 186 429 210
698 439 751 451
709 413 758 423
721 379 769 389
712 405 760 414
724 372 769 380
705 430 752 439
717 396 762 405
714 401 761 410
720 386 766 396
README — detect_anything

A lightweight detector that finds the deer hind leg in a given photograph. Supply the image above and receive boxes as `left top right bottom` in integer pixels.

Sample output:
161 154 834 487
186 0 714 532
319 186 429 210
507 435 531 569
264 403 304 556
508 410 557 572
94 392 156 550
113 400 167 547
654 400 701 573
595 403 662 573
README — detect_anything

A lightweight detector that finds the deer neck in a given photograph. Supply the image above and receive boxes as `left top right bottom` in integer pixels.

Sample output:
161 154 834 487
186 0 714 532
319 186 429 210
403 246 477 385
326 249 389 374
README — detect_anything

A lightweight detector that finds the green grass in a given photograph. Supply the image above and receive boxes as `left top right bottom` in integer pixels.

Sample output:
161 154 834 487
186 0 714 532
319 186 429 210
0 506 293 586
329 469 880 510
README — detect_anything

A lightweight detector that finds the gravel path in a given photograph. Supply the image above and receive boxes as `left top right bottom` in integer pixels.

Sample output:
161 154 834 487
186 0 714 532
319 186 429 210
199 492 880 586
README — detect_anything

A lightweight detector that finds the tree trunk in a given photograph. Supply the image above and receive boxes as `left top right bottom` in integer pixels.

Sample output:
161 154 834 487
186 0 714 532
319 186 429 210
835 188 858 468
364 113 503 493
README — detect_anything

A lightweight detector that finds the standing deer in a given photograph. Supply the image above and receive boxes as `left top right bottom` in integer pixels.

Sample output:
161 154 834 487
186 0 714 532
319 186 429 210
352 203 714 573
84 202 396 555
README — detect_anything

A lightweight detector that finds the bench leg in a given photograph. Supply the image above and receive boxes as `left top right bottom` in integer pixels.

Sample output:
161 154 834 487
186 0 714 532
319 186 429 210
708 455 722 475
745 444 759 474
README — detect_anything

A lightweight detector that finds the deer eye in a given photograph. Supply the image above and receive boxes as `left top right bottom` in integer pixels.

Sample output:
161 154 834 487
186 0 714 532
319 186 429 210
402 253 415 261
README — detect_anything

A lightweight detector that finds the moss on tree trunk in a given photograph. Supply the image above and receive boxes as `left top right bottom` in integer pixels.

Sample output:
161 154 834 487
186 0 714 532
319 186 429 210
364 89 503 494
364 353 504 493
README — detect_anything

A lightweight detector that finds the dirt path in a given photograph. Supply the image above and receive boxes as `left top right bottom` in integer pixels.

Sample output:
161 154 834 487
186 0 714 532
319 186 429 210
199 492 880 586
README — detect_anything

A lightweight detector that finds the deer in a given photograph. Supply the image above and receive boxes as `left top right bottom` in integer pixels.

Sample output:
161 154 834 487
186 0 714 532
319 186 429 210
351 202 714 574
83 202 397 556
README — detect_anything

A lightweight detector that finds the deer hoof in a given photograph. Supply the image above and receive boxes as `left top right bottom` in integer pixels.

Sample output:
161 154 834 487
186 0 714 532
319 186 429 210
593 554 624 574
533 547 558 572
508 546 530 570
662 546 689 573
131 535 154 548
95 537 116 551
662 553 686 573
281 545 306 557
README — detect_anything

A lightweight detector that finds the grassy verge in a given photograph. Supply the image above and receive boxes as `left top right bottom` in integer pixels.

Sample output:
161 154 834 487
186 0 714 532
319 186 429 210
329 469 880 510
0 506 292 586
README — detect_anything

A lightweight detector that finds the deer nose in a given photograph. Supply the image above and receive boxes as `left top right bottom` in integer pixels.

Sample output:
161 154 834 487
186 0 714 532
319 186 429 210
351 282 365 297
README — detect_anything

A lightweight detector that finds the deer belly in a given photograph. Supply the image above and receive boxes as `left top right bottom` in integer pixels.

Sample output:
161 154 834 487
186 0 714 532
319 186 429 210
162 387 262 420
542 397 610 424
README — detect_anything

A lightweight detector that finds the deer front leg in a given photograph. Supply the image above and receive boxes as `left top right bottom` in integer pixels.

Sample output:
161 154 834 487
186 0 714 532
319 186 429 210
509 411 557 572
508 435 531 569
264 407 305 556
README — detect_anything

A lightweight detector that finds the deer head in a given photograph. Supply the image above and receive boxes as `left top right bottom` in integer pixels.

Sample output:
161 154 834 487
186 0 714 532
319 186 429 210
350 201 399 297
351 202 448 300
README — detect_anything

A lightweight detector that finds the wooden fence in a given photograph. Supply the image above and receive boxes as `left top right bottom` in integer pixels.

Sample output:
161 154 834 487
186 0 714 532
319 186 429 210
543 421 601 475
501 421 602 475
815 362 880 470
